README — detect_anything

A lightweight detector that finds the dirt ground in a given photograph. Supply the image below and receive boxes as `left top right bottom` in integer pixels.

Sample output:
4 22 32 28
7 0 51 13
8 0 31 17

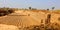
0 10 60 30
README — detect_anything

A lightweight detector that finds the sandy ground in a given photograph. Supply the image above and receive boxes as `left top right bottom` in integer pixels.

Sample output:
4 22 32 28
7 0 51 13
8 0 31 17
0 24 19 30
0 10 60 30
0 10 43 28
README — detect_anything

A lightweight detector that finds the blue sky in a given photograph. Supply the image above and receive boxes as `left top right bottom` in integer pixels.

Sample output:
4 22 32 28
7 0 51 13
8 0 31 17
0 0 60 9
